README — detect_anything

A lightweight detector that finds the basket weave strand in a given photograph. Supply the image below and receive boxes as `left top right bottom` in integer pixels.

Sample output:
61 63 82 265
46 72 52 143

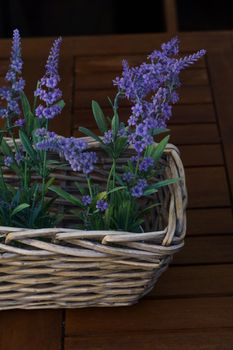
0 141 187 309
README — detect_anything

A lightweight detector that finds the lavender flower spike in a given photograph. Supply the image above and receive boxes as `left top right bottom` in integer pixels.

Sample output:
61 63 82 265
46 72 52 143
6 29 23 80
96 200 108 212
45 37 62 79
0 29 25 120
113 37 206 153
35 37 63 120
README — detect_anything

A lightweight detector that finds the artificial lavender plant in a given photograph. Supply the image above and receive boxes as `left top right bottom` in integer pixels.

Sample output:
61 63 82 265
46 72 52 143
0 32 205 232
41 37 206 232
0 30 65 227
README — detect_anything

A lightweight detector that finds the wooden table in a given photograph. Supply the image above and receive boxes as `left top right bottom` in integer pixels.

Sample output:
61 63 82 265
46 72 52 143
0 31 233 350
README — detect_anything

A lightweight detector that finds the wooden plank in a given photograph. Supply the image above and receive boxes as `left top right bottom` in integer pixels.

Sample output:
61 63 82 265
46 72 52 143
73 104 216 128
65 296 233 335
173 235 233 265
163 0 178 34
75 55 205 73
169 124 218 144
0 310 62 350
207 52 233 202
0 59 8 75
179 144 224 166
65 329 233 350
75 68 209 89
187 208 233 235
1 32 232 59
74 124 219 145
149 264 233 298
74 86 212 108
186 167 230 208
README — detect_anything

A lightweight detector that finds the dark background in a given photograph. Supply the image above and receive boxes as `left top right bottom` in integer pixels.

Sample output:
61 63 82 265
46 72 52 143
0 0 232 38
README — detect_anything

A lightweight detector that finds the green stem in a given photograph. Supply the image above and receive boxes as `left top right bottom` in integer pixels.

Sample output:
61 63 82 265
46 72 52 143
41 120 49 205
106 158 116 192
87 177 93 198
134 157 140 177
113 91 122 112
0 167 7 192
112 158 116 189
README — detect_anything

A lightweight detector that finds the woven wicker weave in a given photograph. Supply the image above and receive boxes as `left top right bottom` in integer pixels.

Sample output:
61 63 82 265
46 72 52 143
0 139 187 309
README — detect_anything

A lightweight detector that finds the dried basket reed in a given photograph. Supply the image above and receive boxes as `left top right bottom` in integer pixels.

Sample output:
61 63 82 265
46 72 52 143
0 138 187 309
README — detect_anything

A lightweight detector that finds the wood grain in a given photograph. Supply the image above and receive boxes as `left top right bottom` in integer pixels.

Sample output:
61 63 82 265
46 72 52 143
173 235 233 264
208 52 233 201
149 264 233 297
74 86 212 108
0 310 62 350
74 124 220 145
187 208 233 235
185 167 230 208
65 329 233 350
66 296 233 335
73 104 216 126
75 69 209 89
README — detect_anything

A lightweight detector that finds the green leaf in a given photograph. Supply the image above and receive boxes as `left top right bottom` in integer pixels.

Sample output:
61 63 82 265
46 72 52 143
45 177 55 192
115 137 128 157
107 186 126 195
11 203 30 217
1 138 13 156
20 92 34 133
139 203 161 216
143 188 158 196
92 100 107 133
79 127 103 143
153 178 180 189
56 99 66 110
115 174 124 186
74 182 85 195
112 111 119 137
49 185 84 208
150 128 170 136
146 135 170 161
19 130 37 160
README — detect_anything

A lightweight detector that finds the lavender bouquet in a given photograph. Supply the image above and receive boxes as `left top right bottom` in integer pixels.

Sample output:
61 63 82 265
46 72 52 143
0 30 65 227
0 30 205 232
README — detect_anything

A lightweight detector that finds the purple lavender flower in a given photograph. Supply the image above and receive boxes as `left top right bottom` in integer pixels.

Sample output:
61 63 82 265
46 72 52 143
0 107 8 119
96 199 108 212
6 29 23 78
82 195 92 206
0 29 25 121
139 157 154 172
14 118 25 127
113 38 206 153
131 103 143 117
122 172 134 183
15 150 24 164
34 127 49 137
35 129 61 152
130 155 139 164
34 37 63 120
131 178 148 198
103 130 113 144
34 132 97 175
118 126 127 137
68 151 97 174
4 156 13 167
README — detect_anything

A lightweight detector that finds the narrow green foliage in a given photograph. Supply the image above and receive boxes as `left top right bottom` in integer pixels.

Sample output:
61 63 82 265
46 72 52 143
92 100 107 133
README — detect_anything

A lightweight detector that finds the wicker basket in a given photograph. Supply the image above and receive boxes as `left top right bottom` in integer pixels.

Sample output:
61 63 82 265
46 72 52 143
0 139 187 309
